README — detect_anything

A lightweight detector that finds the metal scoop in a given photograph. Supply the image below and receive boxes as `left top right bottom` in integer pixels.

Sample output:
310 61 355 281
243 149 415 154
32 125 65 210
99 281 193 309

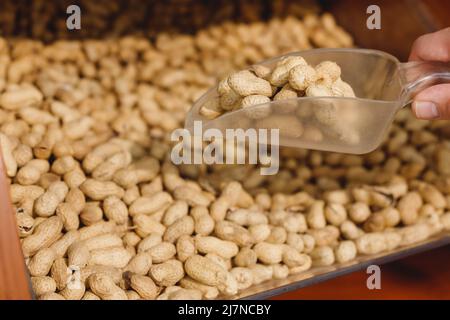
186 48 450 154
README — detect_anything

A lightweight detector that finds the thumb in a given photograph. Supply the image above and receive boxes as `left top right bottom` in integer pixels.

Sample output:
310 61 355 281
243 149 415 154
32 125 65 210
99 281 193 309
412 83 450 120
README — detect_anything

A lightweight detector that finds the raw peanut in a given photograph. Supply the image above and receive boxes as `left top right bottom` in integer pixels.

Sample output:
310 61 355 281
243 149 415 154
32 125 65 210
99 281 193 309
59 281 86 300
68 243 90 268
16 210 35 237
50 230 80 258
334 240 357 263
269 56 307 86
12 143 33 167
356 233 387 255
53 139 75 158
348 202 371 223
33 124 61 159
133 214 166 237
140 177 163 196
51 258 70 291
78 221 117 241
123 186 140 205
227 209 268 226
129 275 159 300
324 203 347 226
38 172 61 189
398 224 430 246
266 226 287 244
137 234 163 253
271 264 289 280
184 255 236 295
39 293 66 300
162 200 188 226
148 242 176 263
126 290 142 300
176 235 196 262
92 151 132 181
205 253 231 271
307 225 339 247
163 216 194 243
289 64 317 91
248 224 271 243
191 206 215 236
88 273 128 300
63 116 94 140
22 216 63 257
307 200 326 229
82 292 101 300
249 264 273 285
210 197 231 222
214 221 254 247
0 85 43 110
397 192 423 225
0 133 18 176
88 247 132 268
80 265 122 285
10 184 44 203
149 259 184 287
286 233 304 252
228 70 272 96
315 61 341 83
56 203 80 231
103 196 128 224
384 231 402 251
240 95 271 119
310 246 335 267
282 213 307 233
34 181 69 217
113 157 160 188
51 156 77 175
199 98 222 120
180 277 219 299
282 246 310 268
253 242 283 264
84 234 123 251
64 188 85 214
416 182 446 209
230 267 254 290
129 192 173 216
288 255 312 274
195 236 239 259
64 167 86 188
80 179 124 201
300 234 315 253
331 79 355 97
340 220 364 240
31 276 57 297
173 185 211 207
124 252 152 275
161 287 202 300
28 247 56 276
80 202 103 226
123 231 141 248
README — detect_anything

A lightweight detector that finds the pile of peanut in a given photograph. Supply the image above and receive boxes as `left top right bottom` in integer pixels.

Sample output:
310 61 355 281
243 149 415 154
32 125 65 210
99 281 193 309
200 58 355 143
0 13 450 300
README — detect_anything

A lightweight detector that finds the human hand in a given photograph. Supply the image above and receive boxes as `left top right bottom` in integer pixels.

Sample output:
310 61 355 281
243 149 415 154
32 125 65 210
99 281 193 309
409 27 450 120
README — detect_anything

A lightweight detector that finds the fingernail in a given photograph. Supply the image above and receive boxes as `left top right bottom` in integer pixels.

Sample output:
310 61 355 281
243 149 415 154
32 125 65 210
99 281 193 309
413 101 440 119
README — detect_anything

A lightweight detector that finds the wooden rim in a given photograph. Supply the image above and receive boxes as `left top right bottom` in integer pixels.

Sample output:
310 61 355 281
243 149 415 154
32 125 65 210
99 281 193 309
0 155 33 300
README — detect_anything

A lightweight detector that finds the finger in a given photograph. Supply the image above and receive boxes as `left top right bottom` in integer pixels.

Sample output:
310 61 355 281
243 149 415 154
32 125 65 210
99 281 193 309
409 27 450 62
412 83 450 119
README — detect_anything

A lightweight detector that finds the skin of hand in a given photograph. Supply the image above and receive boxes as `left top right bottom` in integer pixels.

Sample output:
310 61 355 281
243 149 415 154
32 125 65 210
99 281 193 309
409 27 450 120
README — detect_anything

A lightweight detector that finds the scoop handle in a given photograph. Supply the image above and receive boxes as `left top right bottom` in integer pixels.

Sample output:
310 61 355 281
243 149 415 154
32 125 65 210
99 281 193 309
398 61 450 105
